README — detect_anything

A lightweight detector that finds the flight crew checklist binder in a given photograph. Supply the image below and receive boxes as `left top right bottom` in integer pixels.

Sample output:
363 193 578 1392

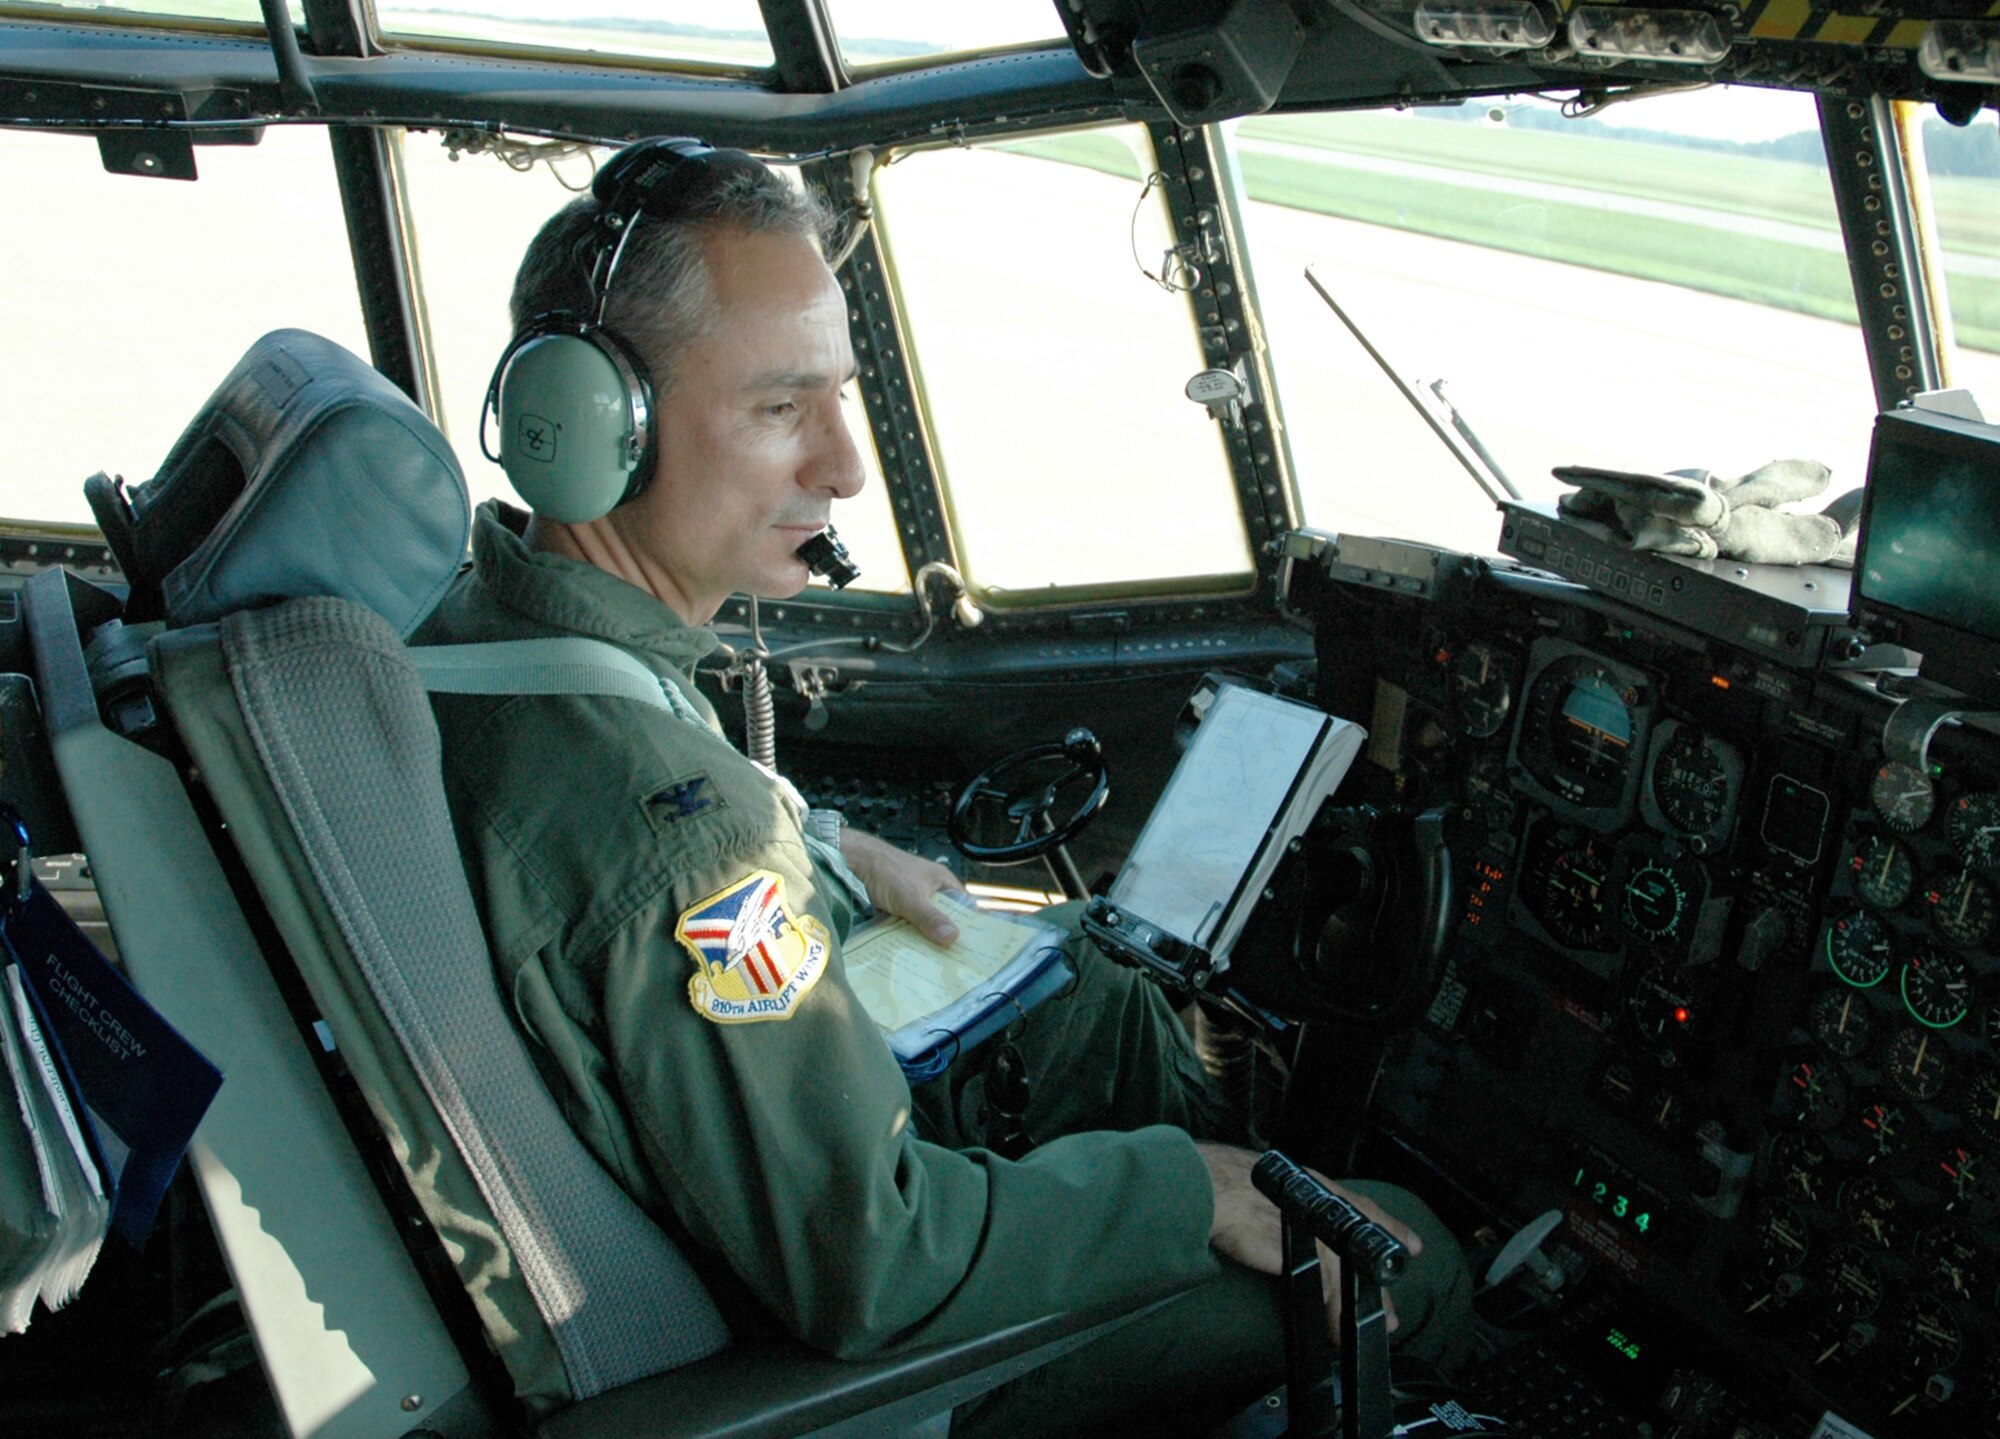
0 874 222 1332
1083 682 1365 991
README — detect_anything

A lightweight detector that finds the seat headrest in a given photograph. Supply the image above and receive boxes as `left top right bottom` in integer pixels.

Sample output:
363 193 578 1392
87 330 470 638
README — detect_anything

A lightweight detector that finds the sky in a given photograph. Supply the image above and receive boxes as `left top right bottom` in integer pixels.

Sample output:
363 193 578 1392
371 0 1064 50
1576 83 1823 143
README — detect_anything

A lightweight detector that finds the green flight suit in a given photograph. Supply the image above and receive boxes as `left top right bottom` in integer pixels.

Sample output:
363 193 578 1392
417 503 1471 1428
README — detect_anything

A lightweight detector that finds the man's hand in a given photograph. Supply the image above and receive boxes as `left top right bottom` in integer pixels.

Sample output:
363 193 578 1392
839 829 967 944
1195 1141 1419 1341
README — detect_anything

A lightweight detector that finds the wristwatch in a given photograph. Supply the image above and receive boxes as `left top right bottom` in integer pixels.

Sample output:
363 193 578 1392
804 808 845 849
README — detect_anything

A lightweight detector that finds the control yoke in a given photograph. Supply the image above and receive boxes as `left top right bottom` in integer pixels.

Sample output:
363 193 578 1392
1225 803 1454 1029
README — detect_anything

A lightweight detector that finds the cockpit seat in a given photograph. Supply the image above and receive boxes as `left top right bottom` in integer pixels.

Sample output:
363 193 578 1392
29 331 1167 1439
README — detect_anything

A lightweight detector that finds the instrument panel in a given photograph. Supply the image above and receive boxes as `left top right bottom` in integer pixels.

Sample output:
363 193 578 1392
1292 546 2000 1438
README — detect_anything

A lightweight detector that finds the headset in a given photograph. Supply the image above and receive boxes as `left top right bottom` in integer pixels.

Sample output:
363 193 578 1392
480 137 768 524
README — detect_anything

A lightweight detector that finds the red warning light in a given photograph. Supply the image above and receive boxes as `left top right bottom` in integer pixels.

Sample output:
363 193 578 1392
1709 675 1731 690
1673 1007 1690 1025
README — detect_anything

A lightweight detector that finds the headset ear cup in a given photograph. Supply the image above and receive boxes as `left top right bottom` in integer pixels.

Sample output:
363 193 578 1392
495 327 655 523
593 325 657 505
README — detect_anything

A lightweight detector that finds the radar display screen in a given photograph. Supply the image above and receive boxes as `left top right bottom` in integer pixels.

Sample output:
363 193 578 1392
1855 408 2000 707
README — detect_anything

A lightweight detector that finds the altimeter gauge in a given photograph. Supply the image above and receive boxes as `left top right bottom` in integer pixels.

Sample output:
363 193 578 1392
1641 721 1744 851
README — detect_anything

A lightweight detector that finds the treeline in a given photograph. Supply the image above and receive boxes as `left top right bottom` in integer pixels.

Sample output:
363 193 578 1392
1428 97 1999 174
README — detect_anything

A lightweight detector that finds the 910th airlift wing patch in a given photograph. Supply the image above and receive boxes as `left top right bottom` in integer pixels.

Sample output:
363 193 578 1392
674 870 829 1023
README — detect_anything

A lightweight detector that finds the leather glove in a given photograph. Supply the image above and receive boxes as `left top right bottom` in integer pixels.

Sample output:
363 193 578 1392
1554 459 1860 567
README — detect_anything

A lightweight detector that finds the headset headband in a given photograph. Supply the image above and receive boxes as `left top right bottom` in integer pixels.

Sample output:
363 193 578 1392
586 138 768 317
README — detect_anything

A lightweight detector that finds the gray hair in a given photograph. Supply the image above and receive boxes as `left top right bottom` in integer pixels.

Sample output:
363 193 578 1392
509 160 834 399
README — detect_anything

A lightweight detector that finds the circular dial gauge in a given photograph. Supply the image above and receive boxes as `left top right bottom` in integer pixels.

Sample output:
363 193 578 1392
1850 835 1917 911
1622 862 1689 942
1854 1097 1923 1165
1448 641 1516 739
1651 727 1737 837
1825 909 1896 988
1872 760 1936 835
1886 1026 1952 1102
1814 1243 1885 1320
1519 655 1640 810
1752 1198 1811 1273
1924 868 1998 949
1811 988 1875 1059
1596 1061 1637 1111
1947 790 2000 870
1984 1002 2000 1058
1901 946 1975 1028
1838 1173 1904 1249
1626 960 1696 1049
1771 1129 1834 1203
1939 1144 1999 1213
1963 1068 2000 1147
1641 1087 1682 1136
1525 828 1614 951
1788 1056 1850 1130
1894 1290 1964 1373
1915 1222 1988 1301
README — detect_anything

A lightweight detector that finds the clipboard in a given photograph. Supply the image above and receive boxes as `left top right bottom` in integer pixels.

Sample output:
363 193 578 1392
842 893 1071 1083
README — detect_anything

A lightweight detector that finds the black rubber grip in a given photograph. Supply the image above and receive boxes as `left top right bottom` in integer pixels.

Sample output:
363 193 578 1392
1252 1150 1409 1286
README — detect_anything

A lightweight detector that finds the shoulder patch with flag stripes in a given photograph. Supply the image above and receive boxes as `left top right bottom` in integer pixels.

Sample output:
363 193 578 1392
673 870 828 1023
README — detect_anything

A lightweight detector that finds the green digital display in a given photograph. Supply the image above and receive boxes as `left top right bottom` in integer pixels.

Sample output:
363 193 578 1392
1570 1162 1659 1239
1605 1326 1643 1361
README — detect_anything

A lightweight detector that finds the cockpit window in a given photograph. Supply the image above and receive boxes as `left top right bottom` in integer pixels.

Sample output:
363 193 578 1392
398 133 910 591
871 125 1252 598
2 1 301 26
0 125 364 525
825 0 1065 69
1223 87 1884 558
374 0 773 67
1911 106 2000 404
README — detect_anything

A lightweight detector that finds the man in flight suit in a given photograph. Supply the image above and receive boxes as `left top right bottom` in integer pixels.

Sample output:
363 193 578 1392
418 139 1472 1435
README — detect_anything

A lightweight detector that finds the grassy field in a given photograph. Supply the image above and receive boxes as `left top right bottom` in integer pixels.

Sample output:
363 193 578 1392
1005 119 2000 353
1241 112 1846 236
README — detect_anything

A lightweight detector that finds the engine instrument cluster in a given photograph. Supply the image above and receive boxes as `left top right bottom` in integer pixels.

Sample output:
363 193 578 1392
1289 537 2000 1438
